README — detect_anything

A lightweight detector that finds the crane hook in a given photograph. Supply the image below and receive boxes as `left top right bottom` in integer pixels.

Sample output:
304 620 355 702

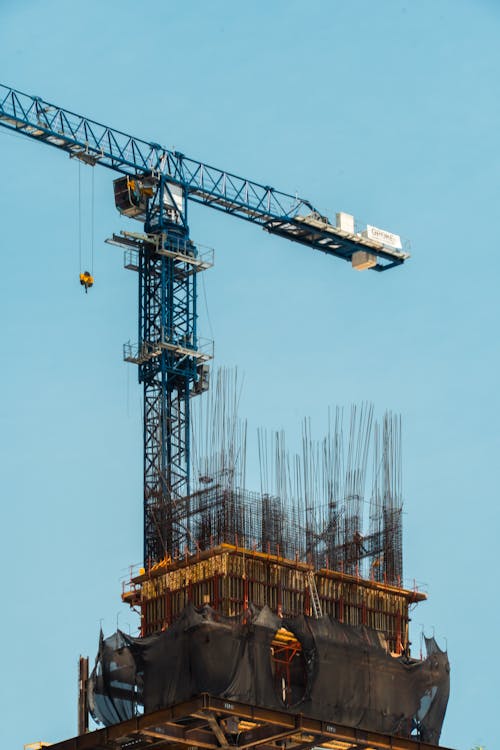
79 271 94 293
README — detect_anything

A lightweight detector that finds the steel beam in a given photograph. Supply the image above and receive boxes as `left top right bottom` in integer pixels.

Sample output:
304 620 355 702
45 694 454 750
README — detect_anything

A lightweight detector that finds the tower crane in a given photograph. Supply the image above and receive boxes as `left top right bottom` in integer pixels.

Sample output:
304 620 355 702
0 84 409 568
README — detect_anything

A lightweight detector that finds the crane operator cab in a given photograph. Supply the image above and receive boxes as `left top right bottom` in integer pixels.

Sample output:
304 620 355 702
113 174 185 223
113 175 153 220
79 271 94 293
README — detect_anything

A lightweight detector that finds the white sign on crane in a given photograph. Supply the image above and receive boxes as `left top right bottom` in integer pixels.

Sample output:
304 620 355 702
364 224 402 250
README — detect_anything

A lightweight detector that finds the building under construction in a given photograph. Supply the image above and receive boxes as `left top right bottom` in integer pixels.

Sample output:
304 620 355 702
125 381 411 644
85 374 450 747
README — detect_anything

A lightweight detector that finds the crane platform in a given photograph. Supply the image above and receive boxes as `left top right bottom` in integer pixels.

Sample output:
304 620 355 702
45 694 453 750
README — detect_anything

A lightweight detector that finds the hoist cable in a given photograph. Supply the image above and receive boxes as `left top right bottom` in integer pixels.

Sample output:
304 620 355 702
91 166 95 275
78 160 82 273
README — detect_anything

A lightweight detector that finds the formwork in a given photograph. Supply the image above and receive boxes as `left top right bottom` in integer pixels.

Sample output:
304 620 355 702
123 543 425 654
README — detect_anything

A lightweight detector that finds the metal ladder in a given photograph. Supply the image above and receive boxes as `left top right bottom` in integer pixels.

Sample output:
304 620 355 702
307 570 323 618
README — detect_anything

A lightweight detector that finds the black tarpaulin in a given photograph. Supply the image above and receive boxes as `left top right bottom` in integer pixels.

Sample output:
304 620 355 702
89 604 449 743
88 629 140 726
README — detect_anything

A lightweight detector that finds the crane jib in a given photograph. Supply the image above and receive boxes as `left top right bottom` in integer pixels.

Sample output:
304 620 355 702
0 82 408 271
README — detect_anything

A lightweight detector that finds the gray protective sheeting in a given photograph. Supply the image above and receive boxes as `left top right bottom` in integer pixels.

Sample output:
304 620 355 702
88 630 142 727
89 603 449 744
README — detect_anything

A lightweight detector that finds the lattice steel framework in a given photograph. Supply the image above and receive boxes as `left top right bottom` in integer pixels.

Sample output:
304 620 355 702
135 179 203 564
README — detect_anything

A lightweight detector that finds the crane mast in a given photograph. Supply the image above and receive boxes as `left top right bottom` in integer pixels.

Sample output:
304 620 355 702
0 84 409 566
112 176 209 564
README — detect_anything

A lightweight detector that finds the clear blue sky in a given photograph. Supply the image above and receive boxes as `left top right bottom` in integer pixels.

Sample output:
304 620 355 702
0 2 497 748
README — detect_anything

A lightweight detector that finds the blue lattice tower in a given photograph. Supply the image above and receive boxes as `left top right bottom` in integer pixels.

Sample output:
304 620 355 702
119 175 212 564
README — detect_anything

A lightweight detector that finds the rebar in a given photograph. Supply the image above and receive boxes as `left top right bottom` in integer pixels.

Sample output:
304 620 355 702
160 370 404 585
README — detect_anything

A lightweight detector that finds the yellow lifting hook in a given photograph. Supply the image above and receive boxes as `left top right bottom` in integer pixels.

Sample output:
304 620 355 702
79 270 94 293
